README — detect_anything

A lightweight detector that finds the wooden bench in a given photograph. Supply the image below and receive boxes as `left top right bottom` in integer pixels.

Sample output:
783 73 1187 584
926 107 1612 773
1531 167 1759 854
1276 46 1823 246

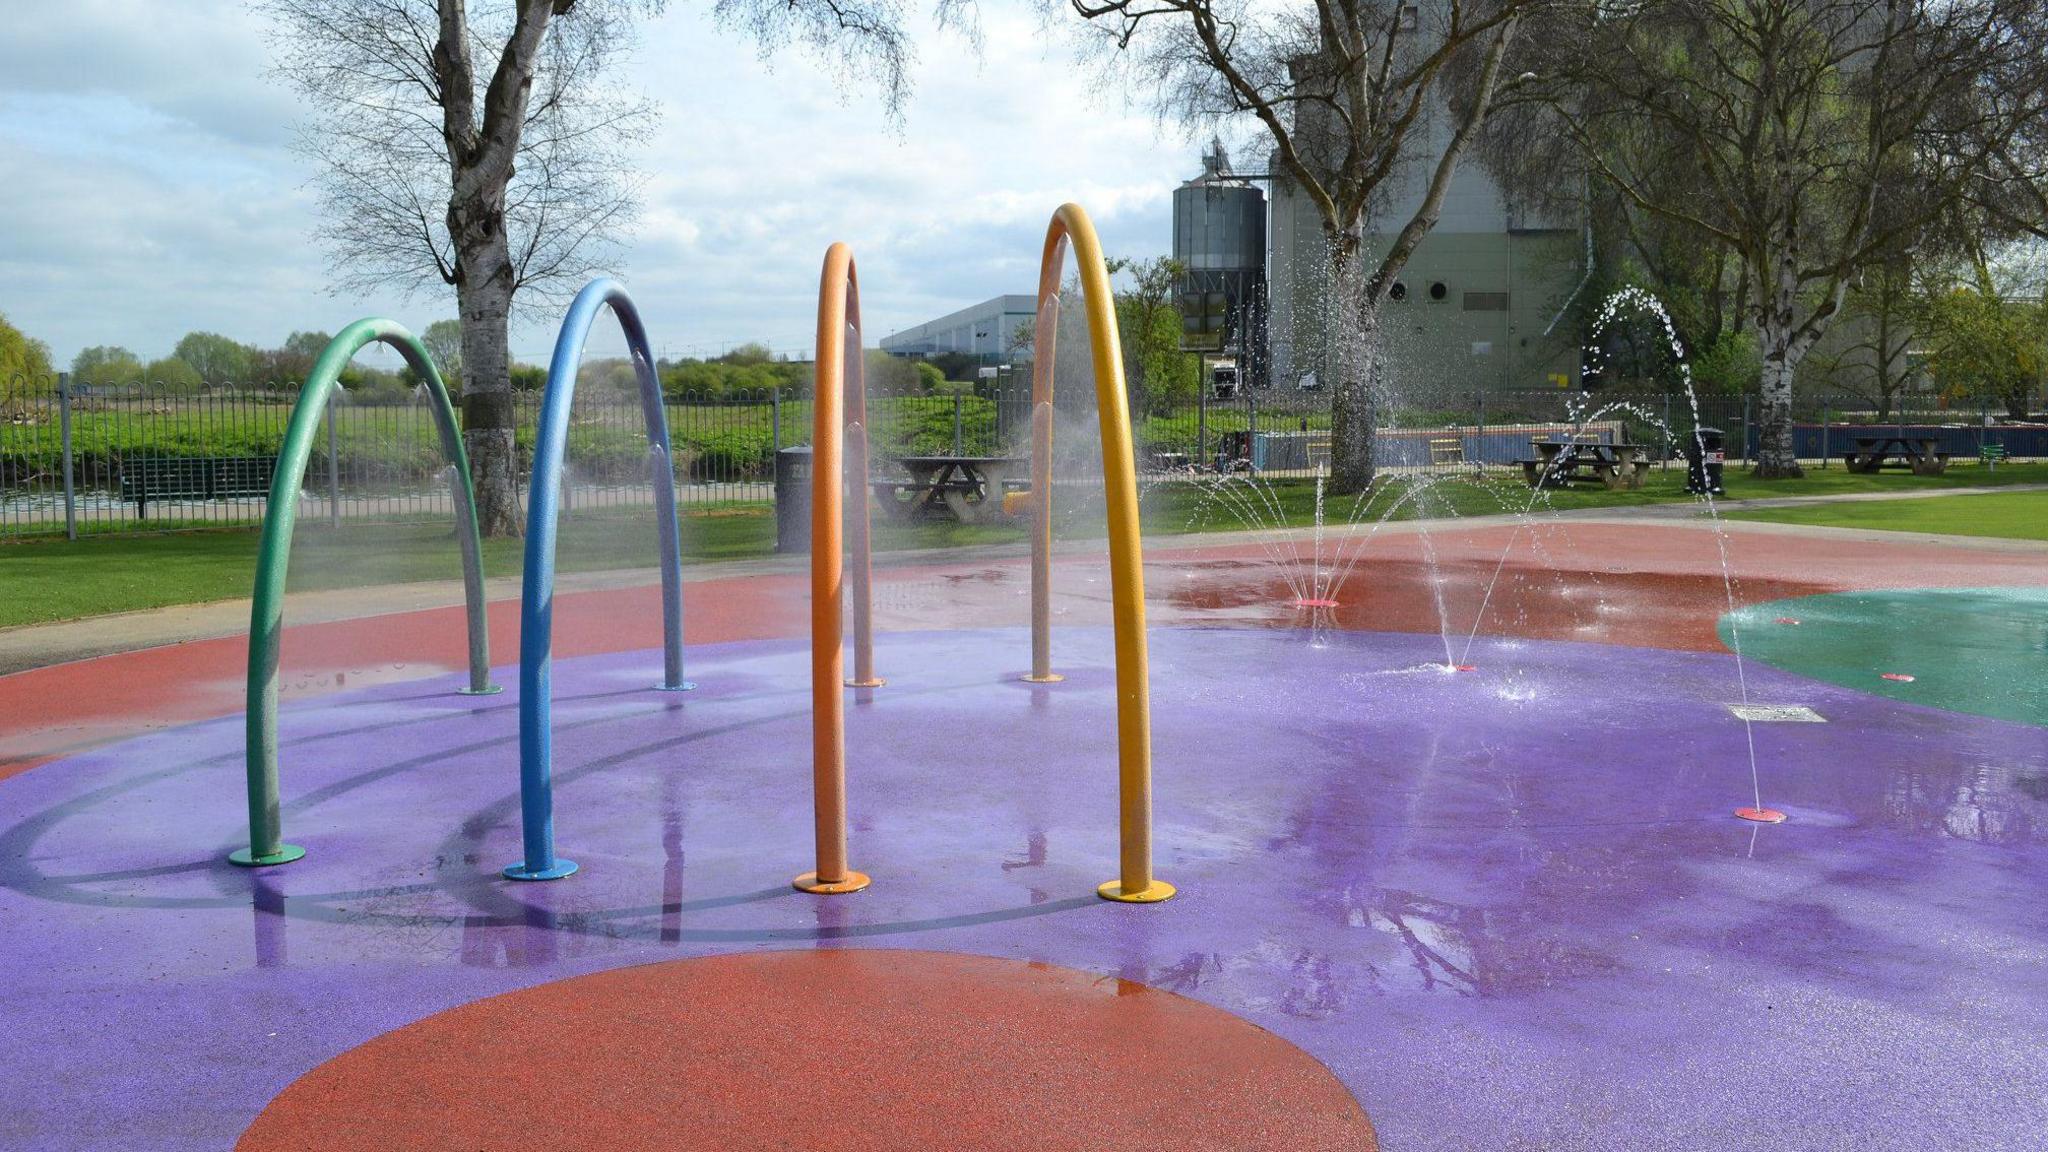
1516 439 1649 491
1429 437 1465 466
118 456 276 518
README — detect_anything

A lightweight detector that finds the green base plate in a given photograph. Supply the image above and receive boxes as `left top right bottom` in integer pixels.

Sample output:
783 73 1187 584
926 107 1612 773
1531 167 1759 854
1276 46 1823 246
228 844 306 867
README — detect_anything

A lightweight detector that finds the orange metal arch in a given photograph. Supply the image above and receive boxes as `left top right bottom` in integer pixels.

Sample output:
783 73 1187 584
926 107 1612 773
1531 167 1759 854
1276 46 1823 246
796 241 877 895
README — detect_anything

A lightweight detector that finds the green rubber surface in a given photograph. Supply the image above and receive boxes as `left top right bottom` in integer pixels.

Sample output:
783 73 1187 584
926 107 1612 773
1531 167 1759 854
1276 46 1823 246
1721 586 2048 727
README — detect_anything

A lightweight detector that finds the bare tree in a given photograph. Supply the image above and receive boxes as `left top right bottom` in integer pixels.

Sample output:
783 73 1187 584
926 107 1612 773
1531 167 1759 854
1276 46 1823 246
261 0 939 532
1968 0 2048 243
1068 0 1530 491
1798 254 1921 421
1502 0 2048 477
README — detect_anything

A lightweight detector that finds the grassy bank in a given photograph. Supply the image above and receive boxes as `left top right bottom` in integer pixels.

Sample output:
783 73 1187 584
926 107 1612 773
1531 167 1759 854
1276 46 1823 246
4 460 2042 630
1723 489 2048 542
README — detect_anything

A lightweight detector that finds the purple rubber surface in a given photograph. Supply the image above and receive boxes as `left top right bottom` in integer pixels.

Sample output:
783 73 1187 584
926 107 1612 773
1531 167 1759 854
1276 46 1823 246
2 627 2045 1150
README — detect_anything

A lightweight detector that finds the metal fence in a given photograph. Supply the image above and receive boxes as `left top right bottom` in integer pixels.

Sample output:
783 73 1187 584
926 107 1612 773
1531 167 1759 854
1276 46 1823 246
0 373 1003 539
3 370 2032 540
1140 386 2029 476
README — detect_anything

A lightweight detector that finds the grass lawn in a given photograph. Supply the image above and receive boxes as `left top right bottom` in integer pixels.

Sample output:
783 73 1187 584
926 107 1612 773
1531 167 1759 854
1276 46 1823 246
1723 489 2048 542
3 460 2043 630
1143 459 2048 533
0 506 1038 630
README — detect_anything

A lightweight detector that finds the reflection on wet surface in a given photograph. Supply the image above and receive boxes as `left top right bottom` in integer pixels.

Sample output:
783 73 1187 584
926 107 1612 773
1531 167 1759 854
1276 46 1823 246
4 628 2047 1150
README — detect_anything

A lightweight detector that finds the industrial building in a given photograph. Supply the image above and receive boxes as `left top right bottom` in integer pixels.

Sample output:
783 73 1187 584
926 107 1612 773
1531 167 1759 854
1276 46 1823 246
883 110 1588 408
1172 124 1586 406
1266 147 1586 402
877 295 1038 363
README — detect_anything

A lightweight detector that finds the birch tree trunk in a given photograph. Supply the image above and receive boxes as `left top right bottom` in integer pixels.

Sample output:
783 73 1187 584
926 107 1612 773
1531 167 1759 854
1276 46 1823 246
453 204 522 536
1327 240 1381 492
1754 256 1809 478
1755 327 1804 478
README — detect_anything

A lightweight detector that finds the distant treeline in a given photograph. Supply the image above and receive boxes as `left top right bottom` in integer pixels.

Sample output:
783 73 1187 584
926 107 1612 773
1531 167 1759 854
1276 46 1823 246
3 319 986 405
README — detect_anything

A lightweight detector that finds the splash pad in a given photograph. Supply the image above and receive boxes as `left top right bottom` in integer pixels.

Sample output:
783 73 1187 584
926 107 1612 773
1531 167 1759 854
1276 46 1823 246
7 210 2048 1149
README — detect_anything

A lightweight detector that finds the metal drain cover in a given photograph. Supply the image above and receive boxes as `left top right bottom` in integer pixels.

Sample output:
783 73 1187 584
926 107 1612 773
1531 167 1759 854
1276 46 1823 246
1728 704 1826 723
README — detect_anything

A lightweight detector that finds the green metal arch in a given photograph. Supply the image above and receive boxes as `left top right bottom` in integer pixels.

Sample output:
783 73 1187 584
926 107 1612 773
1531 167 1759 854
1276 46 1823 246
232 318 495 867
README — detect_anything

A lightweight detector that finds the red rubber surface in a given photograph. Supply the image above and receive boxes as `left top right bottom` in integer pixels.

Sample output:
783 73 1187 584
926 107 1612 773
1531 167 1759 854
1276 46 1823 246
0 575 806 780
236 950 1378 1152
8 520 2045 780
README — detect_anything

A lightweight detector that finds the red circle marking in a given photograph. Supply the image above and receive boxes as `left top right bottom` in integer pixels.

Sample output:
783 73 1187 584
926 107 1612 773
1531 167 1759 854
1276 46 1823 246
1881 673 1916 683
1774 617 1801 625
1735 807 1788 824
239 949 1378 1152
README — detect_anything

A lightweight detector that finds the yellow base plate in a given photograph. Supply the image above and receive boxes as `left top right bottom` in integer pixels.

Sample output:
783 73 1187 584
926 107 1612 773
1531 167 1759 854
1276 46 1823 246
844 678 886 688
794 870 872 894
1020 673 1065 684
1097 879 1176 903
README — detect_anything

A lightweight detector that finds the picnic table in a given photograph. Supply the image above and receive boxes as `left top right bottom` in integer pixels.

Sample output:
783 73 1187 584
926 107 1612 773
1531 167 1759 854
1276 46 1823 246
874 455 1030 523
1517 438 1650 491
1844 434 1949 475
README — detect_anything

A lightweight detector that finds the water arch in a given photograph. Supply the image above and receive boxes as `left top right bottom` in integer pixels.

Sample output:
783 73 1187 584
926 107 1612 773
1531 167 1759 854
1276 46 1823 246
796 241 879 895
235 319 492 868
506 278 690 882
1023 203 1172 903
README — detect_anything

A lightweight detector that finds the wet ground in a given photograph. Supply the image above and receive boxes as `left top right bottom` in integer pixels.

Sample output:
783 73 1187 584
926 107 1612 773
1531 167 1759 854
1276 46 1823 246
1 517 2045 1149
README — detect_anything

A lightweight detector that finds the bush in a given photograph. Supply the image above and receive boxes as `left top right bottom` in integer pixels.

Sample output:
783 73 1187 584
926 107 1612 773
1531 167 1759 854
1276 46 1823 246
660 358 800 399
686 428 775 479
1687 331 1760 395
926 352 983 382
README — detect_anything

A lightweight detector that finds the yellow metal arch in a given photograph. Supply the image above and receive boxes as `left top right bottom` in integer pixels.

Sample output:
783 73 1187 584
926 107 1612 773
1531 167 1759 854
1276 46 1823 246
1026 203 1172 903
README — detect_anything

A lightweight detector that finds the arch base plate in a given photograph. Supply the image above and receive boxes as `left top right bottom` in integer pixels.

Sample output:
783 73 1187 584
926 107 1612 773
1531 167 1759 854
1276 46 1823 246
1098 879 1176 903
793 870 871 894
228 844 306 868
504 858 580 881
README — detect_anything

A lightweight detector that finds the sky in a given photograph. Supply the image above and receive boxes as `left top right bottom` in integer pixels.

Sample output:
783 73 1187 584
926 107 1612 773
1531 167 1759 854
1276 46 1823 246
0 0 1194 370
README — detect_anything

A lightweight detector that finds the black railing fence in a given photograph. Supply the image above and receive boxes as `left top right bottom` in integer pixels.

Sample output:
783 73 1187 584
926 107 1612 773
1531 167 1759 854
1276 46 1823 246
2 370 2028 540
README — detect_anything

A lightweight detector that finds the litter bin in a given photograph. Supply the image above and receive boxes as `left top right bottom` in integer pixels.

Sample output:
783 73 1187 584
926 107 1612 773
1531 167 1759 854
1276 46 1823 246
1683 427 1726 496
775 446 811 553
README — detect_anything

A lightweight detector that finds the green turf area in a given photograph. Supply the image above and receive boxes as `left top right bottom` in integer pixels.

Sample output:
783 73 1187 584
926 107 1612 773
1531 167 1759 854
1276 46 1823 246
4 461 2043 629
1722 489 2048 542
1722 587 2048 726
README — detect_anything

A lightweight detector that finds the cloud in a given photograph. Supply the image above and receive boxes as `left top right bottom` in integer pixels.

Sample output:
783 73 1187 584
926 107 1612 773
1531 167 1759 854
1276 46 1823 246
0 1 1195 368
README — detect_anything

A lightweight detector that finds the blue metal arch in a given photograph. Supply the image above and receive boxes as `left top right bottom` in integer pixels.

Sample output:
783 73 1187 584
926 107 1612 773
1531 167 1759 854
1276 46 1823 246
508 278 690 881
